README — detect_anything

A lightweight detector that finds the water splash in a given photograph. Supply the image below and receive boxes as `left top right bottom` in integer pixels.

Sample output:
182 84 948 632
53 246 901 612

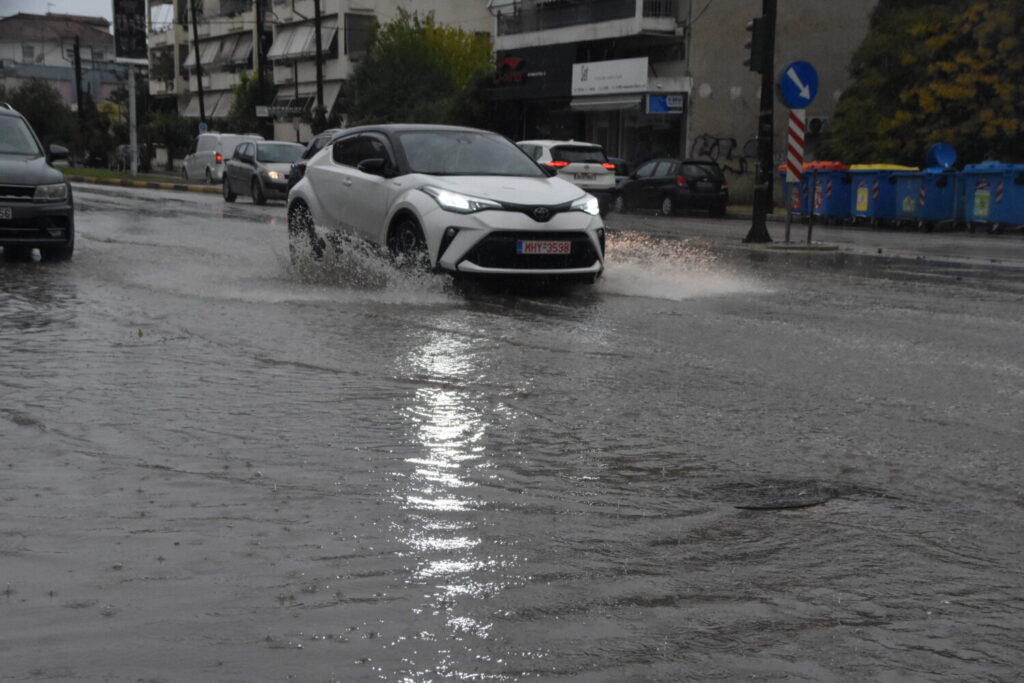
598 232 767 300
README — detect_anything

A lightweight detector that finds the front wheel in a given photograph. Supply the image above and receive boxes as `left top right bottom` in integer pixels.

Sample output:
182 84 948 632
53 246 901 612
288 202 323 264
660 195 675 216
251 178 266 205
40 243 74 262
223 176 236 202
387 216 429 270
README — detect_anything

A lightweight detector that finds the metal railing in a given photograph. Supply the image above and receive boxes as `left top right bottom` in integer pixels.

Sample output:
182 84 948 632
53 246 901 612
497 0 675 36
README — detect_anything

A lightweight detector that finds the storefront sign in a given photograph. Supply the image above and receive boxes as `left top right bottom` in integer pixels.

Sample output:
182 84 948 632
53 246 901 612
491 44 575 101
646 94 685 114
571 57 648 96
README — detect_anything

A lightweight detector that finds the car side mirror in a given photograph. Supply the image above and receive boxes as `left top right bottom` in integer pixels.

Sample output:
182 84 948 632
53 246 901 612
357 157 394 177
49 144 69 161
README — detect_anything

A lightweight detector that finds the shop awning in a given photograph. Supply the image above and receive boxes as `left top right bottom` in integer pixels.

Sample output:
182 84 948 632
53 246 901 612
268 17 337 61
212 92 234 119
570 95 642 111
182 92 222 118
182 39 222 69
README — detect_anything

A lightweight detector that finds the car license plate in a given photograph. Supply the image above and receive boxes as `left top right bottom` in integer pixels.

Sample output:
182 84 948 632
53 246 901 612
0 207 11 220
517 240 571 255
697 181 714 190
574 173 596 180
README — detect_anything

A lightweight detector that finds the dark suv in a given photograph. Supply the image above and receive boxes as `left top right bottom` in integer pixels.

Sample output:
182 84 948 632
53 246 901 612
612 158 728 217
0 104 74 261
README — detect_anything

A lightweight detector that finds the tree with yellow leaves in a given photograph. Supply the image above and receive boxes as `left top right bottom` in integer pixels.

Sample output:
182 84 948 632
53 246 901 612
824 0 1023 165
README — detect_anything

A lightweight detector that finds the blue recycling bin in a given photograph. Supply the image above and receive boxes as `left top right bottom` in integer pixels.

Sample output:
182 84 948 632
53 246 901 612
849 165 916 225
962 162 1024 229
778 165 809 215
808 163 851 222
894 167 963 228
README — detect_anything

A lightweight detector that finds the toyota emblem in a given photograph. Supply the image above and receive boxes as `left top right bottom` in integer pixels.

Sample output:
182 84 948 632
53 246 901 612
532 207 551 221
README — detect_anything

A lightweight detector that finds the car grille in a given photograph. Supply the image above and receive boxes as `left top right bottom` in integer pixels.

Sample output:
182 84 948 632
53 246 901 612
0 214 70 240
498 201 572 223
463 231 599 270
0 185 35 202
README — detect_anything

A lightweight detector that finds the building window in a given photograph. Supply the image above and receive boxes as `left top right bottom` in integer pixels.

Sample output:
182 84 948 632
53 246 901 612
22 44 34 62
345 14 374 57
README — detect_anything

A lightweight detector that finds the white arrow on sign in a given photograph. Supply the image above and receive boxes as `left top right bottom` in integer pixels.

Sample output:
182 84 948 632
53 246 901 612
786 67 811 101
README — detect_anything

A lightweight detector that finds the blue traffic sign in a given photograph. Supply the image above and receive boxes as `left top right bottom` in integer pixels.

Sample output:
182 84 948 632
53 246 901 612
198 121 209 134
779 61 819 109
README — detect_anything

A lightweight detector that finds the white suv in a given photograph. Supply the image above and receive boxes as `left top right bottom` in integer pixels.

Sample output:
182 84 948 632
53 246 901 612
183 132 263 183
517 140 616 215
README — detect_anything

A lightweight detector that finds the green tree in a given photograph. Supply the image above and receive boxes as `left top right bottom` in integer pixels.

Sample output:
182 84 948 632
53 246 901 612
226 70 273 136
6 79 75 151
350 9 492 125
824 0 1024 165
144 110 193 171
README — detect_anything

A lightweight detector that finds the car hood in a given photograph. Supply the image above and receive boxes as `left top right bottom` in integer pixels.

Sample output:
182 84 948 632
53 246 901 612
0 155 64 186
417 175 585 206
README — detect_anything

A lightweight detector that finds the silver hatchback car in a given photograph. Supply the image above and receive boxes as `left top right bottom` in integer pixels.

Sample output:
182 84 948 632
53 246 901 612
516 139 616 215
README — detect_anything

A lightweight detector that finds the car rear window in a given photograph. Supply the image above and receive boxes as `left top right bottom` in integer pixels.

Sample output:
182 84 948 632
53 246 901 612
551 145 608 164
681 163 724 180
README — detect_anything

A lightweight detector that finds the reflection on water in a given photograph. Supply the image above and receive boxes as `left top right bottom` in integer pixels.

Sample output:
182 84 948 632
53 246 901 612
397 327 510 674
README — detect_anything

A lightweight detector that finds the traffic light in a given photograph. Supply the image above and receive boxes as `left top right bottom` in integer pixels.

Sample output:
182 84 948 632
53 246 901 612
744 17 770 74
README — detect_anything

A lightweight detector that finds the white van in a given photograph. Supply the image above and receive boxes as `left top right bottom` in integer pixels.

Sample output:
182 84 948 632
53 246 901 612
183 132 263 183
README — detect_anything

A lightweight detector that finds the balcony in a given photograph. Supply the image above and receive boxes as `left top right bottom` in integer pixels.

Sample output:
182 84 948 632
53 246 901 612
497 0 675 36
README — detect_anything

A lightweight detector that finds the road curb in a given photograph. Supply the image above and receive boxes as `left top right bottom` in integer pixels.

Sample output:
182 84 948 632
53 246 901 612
66 175 221 194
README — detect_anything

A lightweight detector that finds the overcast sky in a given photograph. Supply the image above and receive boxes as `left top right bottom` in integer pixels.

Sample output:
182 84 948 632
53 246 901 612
2 0 114 24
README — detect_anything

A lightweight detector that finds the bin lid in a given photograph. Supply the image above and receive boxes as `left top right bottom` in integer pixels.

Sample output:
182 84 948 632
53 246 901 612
849 164 918 171
962 161 1024 174
926 143 957 169
804 161 849 171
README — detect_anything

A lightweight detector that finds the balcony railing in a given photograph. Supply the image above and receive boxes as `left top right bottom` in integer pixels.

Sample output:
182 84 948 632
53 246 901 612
497 0 675 36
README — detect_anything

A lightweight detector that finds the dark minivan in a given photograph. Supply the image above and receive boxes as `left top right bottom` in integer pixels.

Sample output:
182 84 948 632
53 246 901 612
612 158 728 217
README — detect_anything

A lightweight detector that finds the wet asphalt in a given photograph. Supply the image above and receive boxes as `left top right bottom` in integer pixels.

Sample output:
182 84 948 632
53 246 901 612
0 184 1022 681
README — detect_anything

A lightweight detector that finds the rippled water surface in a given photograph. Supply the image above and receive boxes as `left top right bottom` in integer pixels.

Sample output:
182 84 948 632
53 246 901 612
1 187 1022 681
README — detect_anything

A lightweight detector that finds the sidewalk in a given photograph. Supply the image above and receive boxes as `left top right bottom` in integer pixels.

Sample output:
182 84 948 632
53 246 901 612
62 168 220 194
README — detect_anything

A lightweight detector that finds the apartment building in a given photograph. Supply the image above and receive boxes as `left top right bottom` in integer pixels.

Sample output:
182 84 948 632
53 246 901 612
0 12 127 107
489 0 878 201
489 0 688 163
147 0 491 141
267 0 491 142
147 0 256 122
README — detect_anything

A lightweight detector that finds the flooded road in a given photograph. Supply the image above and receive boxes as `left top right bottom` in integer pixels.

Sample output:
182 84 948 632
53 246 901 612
2 186 1023 681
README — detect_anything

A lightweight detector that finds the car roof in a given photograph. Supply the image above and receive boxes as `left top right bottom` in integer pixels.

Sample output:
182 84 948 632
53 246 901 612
518 139 603 148
0 104 25 119
339 123 503 136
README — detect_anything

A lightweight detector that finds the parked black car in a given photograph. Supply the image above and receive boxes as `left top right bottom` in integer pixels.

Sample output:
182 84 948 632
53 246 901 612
612 158 728 217
287 128 344 189
0 103 74 261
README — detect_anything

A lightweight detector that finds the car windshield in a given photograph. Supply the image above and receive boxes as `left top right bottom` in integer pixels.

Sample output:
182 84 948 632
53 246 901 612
552 145 608 164
0 116 44 157
399 130 544 177
257 143 304 163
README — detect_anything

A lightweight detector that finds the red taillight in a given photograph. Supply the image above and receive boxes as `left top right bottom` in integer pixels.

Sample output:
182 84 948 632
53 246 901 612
215 153 223 164
676 175 688 187
546 160 569 168
721 177 728 187
602 163 616 170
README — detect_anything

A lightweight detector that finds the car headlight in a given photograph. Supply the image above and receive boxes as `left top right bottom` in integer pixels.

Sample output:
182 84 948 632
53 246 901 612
570 194 600 216
33 182 68 203
421 186 502 214
265 170 281 180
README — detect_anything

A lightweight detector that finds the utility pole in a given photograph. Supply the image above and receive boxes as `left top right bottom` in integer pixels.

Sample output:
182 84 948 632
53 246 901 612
190 0 206 124
743 0 777 244
255 0 267 89
73 35 84 124
313 0 326 132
